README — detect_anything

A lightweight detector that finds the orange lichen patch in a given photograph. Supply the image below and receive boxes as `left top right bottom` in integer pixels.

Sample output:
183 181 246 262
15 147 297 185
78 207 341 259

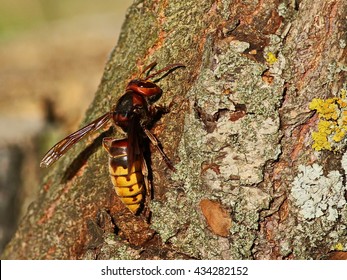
309 90 347 151
229 110 247 122
261 69 274 84
201 161 221 175
199 199 232 237
43 182 51 192
229 103 247 122
47 246 57 258
37 181 72 225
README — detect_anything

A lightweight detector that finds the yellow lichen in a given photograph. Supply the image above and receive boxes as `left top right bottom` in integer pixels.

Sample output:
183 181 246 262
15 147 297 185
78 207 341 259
331 243 344 251
266 52 278 65
309 89 347 151
332 127 347 142
337 98 347 108
309 98 339 120
340 111 347 125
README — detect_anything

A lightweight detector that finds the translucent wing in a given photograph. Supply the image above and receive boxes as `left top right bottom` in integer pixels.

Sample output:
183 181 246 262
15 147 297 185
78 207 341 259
40 112 112 168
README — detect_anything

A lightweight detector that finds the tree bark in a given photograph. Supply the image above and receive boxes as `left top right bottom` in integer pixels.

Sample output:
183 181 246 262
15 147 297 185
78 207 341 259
3 0 347 260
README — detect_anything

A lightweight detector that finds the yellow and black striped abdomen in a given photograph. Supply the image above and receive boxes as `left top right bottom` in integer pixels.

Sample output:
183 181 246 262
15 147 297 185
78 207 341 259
102 137 145 214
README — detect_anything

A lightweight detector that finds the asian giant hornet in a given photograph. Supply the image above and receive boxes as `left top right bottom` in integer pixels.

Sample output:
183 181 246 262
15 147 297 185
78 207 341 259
40 62 184 214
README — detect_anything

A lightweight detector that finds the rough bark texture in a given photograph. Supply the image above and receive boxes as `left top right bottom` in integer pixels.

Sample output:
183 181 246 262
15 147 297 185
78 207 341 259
2 0 347 259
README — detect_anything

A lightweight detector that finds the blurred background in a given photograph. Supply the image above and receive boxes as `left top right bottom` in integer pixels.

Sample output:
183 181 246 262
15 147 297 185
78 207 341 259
0 0 133 254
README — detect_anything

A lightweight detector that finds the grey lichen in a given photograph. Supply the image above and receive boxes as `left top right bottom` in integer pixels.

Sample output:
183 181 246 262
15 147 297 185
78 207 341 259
151 29 282 258
185 37 283 185
150 195 222 259
290 164 347 221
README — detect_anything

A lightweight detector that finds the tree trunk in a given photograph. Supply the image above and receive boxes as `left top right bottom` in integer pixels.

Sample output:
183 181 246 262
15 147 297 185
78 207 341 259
3 0 347 260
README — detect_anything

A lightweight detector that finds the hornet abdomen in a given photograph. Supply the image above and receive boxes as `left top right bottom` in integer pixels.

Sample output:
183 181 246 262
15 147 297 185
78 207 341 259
102 137 146 214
